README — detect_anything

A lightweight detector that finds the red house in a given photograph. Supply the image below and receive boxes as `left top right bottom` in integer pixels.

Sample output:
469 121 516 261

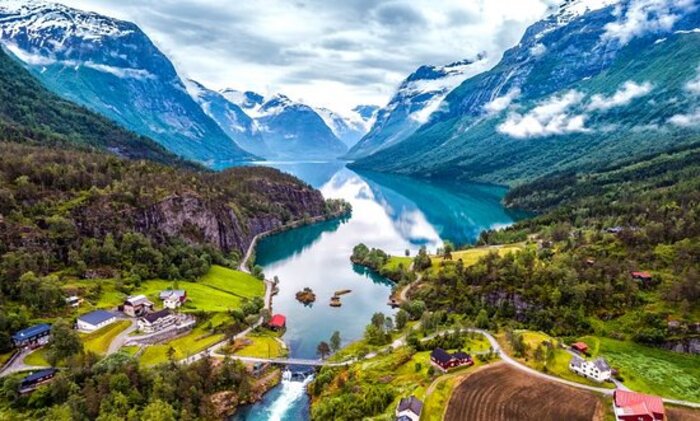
268 314 286 330
430 348 473 372
571 342 589 354
613 390 665 421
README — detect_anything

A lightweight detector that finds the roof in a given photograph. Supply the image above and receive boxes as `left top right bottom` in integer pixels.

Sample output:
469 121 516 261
21 368 57 384
569 355 585 368
269 314 286 327
77 310 115 326
126 295 153 306
593 357 610 371
159 290 186 300
614 390 665 417
430 348 453 364
452 351 471 360
12 323 51 341
572 342 589 351
631 271 653 279
397 395 423 415
141 309 172 324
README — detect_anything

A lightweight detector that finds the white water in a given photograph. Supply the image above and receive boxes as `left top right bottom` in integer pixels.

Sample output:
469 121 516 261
266 376 314 421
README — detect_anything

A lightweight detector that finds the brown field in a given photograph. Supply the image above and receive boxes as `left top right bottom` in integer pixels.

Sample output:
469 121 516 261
669 407 700 421
444 363 604 421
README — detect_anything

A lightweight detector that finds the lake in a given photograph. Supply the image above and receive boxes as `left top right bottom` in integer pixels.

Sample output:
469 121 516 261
230 161 527 421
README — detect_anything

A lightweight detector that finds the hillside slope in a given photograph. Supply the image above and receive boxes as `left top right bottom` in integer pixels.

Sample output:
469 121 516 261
351 0 700 185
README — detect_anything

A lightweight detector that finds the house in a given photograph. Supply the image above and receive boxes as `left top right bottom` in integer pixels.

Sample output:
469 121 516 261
19 368 57 393
122 295 154 317
606 226 624 234
569 356 612 382
430 348 473 372
159 290 187 309
395 395 423 421
138 309 177 333
12 324 51 348
76 310 117 332
268 314 286 330
631 271 654 284
65 296 82 308
613 390 665 421
571 342 589 354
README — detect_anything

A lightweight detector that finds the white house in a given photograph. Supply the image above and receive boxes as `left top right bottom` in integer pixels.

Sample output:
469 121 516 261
569 355 612 382
76 310 117 332
395 395 423 421
138 309 178 333
159 290 187 309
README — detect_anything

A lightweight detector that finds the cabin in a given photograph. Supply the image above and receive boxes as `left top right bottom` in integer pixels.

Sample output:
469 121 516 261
569 356 612 382
430 348 473 372
76 310 118 332
122 295 154 317
138 309 177 333
630 271 655 287
268 314 286 330
19 368 57 394
12 323 51 349
571 342 589 355
606 226 624 234
65 295 83 308
395 395 423 421
613 390 665 421
159 289 187 309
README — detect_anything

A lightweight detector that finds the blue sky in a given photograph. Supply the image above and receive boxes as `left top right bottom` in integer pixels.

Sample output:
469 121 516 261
61 0 559 112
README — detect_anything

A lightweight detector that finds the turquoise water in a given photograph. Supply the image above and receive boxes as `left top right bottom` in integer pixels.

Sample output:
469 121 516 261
230 161 526 421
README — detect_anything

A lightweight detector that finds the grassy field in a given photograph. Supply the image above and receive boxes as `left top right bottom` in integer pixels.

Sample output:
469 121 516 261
497 330 614 389
120 346 140 357
233 333 287 359
430 244 525 270
81 320 131 355
580 335 700 402
23 348 50 367
0 351 13 367
383 256 412 271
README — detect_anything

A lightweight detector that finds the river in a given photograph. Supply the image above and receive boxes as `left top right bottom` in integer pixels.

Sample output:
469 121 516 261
227 161 527 421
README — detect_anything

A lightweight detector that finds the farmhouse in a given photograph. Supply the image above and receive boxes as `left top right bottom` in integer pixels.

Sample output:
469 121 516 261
123 295 154 317
569 356 612 382
268 314 286 330
65 295 82 308
430 348 473 372
76 310 118 332
19 368 57 394
12 323 51 348
138 309 177 333
395 395 423 421
613 390 665 421
571 342 589 355
159 289 187 309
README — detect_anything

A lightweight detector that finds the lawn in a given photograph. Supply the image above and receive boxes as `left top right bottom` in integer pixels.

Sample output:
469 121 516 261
120 346 140 357
430 244 525 271
24 348 50 367
81 320 131 355
199 265 264 299
383 256 413 271
579 335 700 402
0 351 14 367
233 333 287 359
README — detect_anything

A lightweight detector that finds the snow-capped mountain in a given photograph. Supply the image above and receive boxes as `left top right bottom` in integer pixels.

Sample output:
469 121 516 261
0 0 255 163
313 106 374 148
352 0 700 184
187 80 268 157
220 89 265 114
345 54 489 160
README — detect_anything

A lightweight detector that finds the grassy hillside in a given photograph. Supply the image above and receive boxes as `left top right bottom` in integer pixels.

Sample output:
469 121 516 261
0 46 192 167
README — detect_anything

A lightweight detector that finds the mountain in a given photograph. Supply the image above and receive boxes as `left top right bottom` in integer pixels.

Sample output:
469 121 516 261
351 0 700 185
0 43 193 167
187 80 269 157
345 55 488 160
215 90 348 159
313 106 374 148
0 0 255 163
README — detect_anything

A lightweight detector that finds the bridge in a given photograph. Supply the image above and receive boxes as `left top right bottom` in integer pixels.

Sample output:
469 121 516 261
219 354 354 367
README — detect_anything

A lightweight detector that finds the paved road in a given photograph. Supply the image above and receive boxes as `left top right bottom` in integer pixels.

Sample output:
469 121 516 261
0 349 48 377
107 319 138 355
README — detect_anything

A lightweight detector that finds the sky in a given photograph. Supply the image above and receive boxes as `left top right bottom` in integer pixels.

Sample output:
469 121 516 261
59 0 560 113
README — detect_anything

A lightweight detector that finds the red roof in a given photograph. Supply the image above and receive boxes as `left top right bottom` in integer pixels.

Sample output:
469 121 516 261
631 271 653 279
614 390 665 419
572 342 589 352
269 314 286 328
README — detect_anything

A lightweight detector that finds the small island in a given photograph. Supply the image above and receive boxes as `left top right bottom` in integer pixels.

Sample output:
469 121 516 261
295 287 316 305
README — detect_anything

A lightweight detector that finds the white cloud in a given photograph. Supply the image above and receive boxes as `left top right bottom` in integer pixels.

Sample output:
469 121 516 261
587 80 652 111
498 90 589 138
669 108 700 126
686 66 700 94
58 0 558 113
484 88 521 113
602 0 695 45
529 43 547 56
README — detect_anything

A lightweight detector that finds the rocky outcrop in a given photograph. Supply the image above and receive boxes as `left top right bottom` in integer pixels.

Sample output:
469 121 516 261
661 337 700 354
